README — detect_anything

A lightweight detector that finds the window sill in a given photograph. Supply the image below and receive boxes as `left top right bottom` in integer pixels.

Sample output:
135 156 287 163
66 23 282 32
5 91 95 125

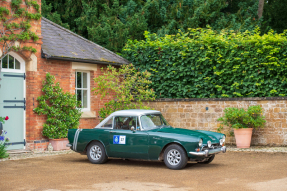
81 111 97 119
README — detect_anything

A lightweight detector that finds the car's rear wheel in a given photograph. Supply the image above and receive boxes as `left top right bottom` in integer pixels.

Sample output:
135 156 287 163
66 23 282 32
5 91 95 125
198 154 215 164
87 141 108 164
163 144 188 170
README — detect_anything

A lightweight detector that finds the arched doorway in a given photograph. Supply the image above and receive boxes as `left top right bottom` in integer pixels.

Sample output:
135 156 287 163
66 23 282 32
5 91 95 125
0 52 26 150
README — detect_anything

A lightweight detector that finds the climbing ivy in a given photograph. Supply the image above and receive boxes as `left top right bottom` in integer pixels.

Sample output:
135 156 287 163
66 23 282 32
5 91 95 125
122 27 287 98
34 73 82 139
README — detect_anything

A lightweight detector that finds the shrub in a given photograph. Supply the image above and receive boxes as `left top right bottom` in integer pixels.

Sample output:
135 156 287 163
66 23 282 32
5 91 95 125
122 28 287 98
93 64 156 119
34 73 82 139
217 105 266 132
0 116 9 159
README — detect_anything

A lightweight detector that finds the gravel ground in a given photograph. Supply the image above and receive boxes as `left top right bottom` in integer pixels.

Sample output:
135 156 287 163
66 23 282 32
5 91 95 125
0 150 287 191
0 150 75 162
1 145 286 162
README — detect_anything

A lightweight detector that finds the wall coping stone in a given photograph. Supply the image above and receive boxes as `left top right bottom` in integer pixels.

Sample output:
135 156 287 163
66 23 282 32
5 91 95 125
147 96 287 102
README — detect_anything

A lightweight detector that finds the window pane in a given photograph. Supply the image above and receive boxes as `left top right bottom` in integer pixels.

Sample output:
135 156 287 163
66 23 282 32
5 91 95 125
114 116 136 130
8 55 14 69
2 55 8 68
83 90 88 108
83 72 87 88
77 90 82 108
77 72 81 88
102 118 113 128
15 59 20 69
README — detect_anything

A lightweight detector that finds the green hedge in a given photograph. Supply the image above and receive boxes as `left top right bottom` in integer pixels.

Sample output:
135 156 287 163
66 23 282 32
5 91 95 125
122 28 287 98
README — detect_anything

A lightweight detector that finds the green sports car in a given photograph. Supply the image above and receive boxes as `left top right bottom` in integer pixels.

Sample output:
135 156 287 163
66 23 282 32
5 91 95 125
67 109 226 170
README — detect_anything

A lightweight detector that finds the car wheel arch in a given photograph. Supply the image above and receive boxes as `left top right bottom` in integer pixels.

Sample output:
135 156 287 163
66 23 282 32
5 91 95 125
158 142 187 161
84 140 108 156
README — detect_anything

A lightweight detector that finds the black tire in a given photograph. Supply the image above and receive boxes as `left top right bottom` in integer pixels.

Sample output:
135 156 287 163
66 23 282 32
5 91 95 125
198 155 215 164
163 144 188 170
87 141 108 164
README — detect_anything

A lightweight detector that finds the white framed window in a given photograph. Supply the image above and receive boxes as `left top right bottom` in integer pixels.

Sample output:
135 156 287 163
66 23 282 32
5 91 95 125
1 52 25 73
75 71 90 111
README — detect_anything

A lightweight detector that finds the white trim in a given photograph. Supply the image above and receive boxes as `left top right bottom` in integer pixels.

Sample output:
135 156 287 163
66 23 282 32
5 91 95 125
72 62 97 71
23 68 26 149
75 70 90 111
1 52 25 73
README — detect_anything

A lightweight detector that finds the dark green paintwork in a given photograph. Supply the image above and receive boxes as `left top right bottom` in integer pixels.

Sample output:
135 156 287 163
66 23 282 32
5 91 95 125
68 127 225 160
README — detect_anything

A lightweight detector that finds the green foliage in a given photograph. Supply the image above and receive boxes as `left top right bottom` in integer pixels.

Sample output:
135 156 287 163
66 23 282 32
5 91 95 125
42 0 260 53
0 117 9 159
261 0 287 34
123 27 287 98
93 64 156 119
34 73 82 139
217 105 266 132
0 138 9 159
0 0 40 66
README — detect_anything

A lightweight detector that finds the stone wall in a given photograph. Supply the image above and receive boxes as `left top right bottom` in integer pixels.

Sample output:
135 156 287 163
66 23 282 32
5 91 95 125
145 97 287 146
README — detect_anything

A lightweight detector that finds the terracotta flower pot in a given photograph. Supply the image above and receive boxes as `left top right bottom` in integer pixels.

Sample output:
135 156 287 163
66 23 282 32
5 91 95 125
49 138 70 151
234 128 253 148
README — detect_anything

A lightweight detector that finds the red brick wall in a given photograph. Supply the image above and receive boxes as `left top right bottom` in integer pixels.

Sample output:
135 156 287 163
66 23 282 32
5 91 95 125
26 59 74 149
26 61 114 151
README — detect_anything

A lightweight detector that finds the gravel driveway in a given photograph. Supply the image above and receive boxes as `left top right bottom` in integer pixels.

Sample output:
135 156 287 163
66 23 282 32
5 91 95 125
1 150 287 191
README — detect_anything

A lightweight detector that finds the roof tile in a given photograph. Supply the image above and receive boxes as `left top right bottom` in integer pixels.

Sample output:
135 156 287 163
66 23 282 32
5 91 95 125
41 17 129 65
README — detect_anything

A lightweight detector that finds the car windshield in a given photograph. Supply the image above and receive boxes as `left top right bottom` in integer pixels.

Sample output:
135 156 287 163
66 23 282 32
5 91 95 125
140 114 170 130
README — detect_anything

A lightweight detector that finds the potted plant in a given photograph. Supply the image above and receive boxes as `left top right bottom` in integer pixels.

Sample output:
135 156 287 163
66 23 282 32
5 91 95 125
218 105 266 148
34 73 82 151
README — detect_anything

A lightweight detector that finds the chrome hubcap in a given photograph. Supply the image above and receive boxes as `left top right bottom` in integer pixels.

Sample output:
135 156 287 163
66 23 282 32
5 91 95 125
167 149 181 166
90 145 102 160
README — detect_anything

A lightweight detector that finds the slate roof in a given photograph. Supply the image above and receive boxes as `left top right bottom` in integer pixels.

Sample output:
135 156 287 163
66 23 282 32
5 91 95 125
41 17 129 65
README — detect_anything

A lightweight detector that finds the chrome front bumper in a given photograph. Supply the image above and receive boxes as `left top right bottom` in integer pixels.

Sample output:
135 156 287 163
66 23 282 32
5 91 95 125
189 146 226 157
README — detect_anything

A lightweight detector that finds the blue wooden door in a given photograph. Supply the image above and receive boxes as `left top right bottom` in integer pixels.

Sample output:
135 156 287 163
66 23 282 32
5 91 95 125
0 72 25 150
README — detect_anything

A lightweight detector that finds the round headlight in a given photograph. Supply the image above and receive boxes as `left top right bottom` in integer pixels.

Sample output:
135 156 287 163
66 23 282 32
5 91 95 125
207 140 211 148
220 139 223 145
222 135 226 143
199 139 203 147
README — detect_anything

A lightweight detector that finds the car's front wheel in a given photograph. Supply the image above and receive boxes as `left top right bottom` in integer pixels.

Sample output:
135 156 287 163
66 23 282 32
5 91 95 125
87 141 108 164
163 144 188 170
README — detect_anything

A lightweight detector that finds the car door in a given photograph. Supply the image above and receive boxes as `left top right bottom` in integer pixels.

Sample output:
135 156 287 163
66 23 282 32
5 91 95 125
108 116 149 159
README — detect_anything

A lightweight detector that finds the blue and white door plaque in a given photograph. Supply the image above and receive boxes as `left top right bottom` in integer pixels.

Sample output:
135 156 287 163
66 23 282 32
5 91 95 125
113 135 126 144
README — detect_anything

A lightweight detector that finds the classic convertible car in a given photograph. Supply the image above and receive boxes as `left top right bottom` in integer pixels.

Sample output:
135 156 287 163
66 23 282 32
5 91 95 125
67 110 226 170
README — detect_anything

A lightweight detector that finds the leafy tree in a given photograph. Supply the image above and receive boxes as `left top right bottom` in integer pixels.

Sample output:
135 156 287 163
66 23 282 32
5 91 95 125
93 64 156 119
42 0 261 53
262 0 287 34
0 0 41 79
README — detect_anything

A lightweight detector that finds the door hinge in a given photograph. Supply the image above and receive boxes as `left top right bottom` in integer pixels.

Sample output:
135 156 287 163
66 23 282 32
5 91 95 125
3 73 25 80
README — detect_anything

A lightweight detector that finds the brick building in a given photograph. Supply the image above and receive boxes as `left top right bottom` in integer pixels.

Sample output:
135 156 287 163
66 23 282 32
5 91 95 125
0 1 129 151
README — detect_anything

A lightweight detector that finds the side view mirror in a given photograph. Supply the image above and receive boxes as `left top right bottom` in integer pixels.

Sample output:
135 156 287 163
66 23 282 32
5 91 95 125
131 126 135 132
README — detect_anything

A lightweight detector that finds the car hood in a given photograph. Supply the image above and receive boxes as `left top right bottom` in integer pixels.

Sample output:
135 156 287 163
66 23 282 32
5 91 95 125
155 127 220 143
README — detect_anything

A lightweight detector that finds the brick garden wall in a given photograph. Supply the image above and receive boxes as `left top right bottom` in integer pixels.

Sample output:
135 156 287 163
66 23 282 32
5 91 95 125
145 97 287 146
